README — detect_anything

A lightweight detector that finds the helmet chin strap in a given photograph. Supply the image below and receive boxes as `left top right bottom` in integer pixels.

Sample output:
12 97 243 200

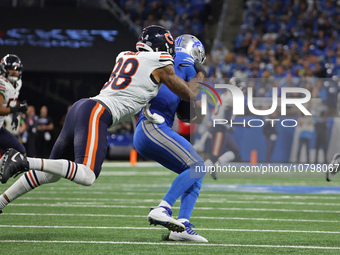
7 76 18 83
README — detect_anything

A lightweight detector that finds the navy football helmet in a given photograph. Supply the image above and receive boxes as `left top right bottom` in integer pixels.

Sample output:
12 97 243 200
175 34 206 64
0 54 23 83
136 25 175 56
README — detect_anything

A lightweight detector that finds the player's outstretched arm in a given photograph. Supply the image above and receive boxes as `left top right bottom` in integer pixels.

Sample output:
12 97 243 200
152 65 201 102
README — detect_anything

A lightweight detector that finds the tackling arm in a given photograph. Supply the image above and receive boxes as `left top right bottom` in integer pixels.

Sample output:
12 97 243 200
152 65 202 102
187 72 206 124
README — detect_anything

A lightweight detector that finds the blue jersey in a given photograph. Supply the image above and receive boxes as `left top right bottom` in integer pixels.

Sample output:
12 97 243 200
137 51 197 127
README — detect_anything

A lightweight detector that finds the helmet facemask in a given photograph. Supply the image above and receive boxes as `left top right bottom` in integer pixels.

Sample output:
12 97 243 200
1 54 23 83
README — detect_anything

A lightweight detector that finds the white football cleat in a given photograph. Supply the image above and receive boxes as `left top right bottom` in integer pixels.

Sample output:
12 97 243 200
168 221 208 242
327 153 340 181
147 206 185 232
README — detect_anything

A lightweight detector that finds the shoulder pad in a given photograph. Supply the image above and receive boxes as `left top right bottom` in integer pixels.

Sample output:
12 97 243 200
174 51 194 66
159 52 174 64
138 51 174 65
0 77 7 93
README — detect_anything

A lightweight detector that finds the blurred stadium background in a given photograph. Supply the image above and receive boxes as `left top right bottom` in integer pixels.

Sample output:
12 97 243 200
0 0 340 163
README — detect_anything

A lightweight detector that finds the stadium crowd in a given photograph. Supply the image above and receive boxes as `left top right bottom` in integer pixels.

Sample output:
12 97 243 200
118 0 210 42
210 0 340 110
120 0 340 111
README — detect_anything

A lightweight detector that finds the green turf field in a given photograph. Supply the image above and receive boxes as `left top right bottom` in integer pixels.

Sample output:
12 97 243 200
0 163 339 254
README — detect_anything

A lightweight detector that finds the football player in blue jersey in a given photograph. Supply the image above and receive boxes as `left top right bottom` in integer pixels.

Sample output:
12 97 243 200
134 34 208 242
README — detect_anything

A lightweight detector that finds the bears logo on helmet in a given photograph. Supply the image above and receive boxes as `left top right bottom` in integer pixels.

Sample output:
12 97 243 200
136 25 175 56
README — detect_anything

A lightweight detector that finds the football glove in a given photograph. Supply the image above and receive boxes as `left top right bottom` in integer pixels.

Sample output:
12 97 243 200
194 61 207 78
11 112 19 130
10 100 28 114
142 104 165 124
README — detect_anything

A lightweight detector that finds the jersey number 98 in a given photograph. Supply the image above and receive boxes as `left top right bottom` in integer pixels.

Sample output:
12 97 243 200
102 57 139 90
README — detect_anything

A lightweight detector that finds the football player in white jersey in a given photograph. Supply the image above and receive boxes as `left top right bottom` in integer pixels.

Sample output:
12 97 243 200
0 26 204 232
0 54 28 156
203 78 242 179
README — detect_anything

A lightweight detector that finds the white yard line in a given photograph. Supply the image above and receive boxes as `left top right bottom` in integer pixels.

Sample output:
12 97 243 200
30 190 340 200
17 196 340 206
100 171 171 176
7 203 340 213
0 239 339 250
102 162 162 167
0 225 340 234
3 212 340 223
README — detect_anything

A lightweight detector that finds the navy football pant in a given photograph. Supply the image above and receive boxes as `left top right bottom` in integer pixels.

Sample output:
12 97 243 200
0 127 26 154
50 99 112 178
209 126 241 162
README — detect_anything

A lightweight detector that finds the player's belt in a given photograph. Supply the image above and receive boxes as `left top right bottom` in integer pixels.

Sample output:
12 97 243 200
92 99 112 116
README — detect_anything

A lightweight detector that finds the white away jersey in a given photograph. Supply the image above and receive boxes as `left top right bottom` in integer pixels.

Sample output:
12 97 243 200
92 51 174 126
0 76 22 127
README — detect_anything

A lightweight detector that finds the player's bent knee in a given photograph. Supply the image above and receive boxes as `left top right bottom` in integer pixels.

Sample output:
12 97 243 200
73 164 96 186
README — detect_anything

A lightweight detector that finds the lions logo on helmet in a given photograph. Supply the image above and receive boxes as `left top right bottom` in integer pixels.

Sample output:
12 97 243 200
136 25 175 56
175 34 206 64
0 54 23 83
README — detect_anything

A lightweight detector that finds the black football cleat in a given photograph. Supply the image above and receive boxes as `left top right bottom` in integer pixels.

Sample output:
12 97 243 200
0 149 29 184
210 170 217 180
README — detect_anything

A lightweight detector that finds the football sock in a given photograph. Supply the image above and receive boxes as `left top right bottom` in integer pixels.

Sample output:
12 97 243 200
28 158 95 186
210 154 218 164
217 151 235 164
178 178 203 220
27 158 42 171
204 159 213 166
162 168 202 206
177 218 189 223
0 170 60 209
0 194 9 209
158 200 171 209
